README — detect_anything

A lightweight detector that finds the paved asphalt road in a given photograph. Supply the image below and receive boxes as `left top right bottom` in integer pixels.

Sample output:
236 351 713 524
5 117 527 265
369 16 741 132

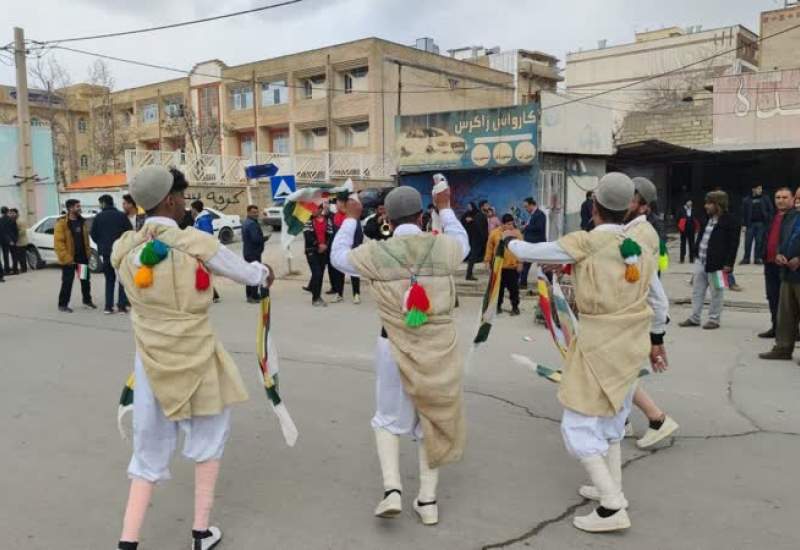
1 261 798 550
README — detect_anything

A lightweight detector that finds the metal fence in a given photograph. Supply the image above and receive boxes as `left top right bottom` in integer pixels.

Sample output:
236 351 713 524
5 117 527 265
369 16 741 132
125 149 396 186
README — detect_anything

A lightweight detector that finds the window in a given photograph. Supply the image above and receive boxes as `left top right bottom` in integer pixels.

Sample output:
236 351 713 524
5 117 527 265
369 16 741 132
230 86 253 110
301 127 327 150
78 117 87 133
343 121 369 148
301 75 326 100
239 133 255 159
140 103 158 124
164 99 184 118
261 80 288 106
37 217 57 235
272 130 289 154
344 67 368 94
80 155 89 169
199 86 219 122
31 117 49 127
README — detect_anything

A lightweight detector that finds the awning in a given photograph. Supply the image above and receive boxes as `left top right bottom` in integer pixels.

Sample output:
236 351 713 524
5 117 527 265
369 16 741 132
65 173 127 190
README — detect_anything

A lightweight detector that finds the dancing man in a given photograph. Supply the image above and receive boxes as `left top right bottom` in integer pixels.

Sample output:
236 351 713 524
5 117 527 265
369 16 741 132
331 185 469 526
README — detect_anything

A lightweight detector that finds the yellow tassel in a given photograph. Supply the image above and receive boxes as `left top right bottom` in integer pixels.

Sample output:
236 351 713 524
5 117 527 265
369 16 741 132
624 263 640 283
134 265 154 288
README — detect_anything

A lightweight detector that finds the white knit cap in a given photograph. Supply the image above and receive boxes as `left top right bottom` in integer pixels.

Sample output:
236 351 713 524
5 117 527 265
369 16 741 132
595 172 635 211
129 166 174 211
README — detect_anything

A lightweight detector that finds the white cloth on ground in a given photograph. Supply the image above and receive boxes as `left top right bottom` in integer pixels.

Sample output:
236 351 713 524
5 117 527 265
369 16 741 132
561 385 636 459
128 354 231 483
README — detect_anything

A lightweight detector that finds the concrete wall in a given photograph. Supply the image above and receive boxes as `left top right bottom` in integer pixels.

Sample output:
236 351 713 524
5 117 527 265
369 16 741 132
0 125 59 218
617 102 712 147
760 5 800 71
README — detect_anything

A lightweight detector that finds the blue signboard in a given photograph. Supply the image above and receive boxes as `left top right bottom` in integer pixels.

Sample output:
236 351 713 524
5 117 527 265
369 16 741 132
270 175 296 202
396 104 539 173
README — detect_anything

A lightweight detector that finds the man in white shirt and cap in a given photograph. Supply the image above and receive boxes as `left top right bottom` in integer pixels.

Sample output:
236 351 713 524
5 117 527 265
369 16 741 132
507 172 669 533
330 185 470 526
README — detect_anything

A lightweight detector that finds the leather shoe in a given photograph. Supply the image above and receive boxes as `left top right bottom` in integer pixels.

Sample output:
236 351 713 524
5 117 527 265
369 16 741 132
758 348 792 360
678 319 700 327
758 328 776 339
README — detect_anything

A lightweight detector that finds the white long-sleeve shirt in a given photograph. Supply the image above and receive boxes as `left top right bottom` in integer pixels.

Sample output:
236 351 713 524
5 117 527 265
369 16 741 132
508 224 669 334
330 208 470 278
143 216 270 287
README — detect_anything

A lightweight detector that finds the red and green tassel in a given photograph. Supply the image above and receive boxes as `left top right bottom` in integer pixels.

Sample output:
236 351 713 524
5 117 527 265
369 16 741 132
403 276 431 328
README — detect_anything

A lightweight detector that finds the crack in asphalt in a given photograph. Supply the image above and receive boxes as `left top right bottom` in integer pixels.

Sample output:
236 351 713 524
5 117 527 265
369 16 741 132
463 391 561 424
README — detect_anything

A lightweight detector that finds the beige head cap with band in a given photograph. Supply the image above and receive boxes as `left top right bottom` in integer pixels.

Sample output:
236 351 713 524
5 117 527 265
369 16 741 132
129 166 174 211
594 172 635 211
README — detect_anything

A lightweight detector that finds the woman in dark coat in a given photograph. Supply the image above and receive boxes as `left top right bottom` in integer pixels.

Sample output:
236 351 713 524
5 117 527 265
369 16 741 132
461 201 488 280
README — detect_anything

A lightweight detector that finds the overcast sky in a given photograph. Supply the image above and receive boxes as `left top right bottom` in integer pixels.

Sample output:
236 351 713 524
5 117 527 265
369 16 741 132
0 0 784 90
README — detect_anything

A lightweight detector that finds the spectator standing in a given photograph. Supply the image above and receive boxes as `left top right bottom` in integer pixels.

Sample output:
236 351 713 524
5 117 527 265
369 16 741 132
679 191 740 329
519 197 547 290
580 191 595 231
91 195 133 314
461 202 488 281
122 193 146 231
741 184 774 264
758 187 794 339
304 204 331 307
485 213 523 316
191 200 220 302
55 199 96 313
677 199 699 263
242 205 266 303
327 195 360 303
0 205 18 275
486 207 502 232
9 208 29 273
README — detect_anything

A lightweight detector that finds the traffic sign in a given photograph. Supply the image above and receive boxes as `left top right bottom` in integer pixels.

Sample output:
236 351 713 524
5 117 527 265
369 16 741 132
271 175 296 202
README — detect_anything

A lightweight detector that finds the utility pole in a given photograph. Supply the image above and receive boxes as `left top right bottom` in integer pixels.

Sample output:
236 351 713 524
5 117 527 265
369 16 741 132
14 27 36 225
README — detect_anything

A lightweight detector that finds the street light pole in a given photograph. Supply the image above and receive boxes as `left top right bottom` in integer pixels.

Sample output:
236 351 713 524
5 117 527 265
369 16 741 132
14 26 36 225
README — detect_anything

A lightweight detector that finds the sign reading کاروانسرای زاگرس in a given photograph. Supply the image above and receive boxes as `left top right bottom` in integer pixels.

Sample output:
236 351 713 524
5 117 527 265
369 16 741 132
395 104 538 172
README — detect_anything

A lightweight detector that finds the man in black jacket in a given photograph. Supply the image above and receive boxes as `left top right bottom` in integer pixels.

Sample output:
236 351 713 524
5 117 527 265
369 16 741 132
580 191 595 231
679 191 740 329
242 204 266 303
741 184 774 265
0 205 17 276
90 194 133 314
519 197 546 289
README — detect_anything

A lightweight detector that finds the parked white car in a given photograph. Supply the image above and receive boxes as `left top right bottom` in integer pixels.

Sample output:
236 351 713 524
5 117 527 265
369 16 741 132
194 207 242 244
263 206 283 230
25 214 102 273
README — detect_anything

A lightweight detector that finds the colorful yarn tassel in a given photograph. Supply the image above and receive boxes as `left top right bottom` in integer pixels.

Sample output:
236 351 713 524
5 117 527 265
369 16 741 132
139 239 169 266
134 265 154 288
624 263 640 283
403 277 431 328
620 238 642 283
195 262 211 291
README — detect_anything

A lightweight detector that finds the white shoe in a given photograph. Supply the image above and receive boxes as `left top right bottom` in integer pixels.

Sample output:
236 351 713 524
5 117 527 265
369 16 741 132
374 490 402 518
578 485 629 509
636 415 679 449
192 526 222 550
331 295 343 303
573 508 631 533
414 499 439 525
353 294 361 304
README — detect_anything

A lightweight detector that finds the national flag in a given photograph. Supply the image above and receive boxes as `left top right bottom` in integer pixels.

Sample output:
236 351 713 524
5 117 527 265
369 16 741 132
711 270 730 290
552 277 578 349
537 270 569 358
473 237 506 344
76 263 90 280
117 372 135 441
280 180 355 252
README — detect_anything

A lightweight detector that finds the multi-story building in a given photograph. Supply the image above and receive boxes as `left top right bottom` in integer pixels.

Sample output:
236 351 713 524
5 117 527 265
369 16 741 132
565 25 759 110
759 2 800 71
108 37 516 187
447 46 561 103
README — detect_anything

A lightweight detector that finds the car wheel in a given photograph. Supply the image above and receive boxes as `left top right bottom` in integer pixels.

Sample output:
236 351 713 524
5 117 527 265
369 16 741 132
218 226 234 244
89 250 102 273
26 245 45 270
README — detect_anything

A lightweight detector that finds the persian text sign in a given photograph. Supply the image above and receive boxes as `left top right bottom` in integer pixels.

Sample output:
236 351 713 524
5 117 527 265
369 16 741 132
713 69 800 147
396 105 538 172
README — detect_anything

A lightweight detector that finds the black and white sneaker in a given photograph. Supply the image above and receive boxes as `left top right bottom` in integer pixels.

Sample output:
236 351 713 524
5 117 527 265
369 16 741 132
192 526 222 550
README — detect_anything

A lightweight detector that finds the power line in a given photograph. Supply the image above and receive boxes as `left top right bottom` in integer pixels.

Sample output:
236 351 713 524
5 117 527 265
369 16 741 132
36 0 303 45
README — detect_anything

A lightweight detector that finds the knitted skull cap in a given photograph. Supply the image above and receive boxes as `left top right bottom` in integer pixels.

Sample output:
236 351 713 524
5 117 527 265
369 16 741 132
129 166 174 211
595 172 635 211
632 176 658 205
385 186 423 222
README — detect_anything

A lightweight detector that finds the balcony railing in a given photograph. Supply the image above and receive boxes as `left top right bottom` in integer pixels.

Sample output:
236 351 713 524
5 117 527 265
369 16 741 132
125 149 395 186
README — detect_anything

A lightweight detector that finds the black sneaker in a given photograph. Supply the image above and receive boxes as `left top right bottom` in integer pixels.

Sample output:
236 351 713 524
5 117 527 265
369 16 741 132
325 289 337 295
104 308 114 315
192 526 222 550
117 305 129 314
510 307 521 316
58 306 74 313
84 302 98 310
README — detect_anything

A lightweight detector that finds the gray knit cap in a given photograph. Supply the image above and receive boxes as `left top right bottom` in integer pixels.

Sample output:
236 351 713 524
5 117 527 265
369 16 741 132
129 166 174 211
595 172 635 211
632 176 658 206
385 186 423 222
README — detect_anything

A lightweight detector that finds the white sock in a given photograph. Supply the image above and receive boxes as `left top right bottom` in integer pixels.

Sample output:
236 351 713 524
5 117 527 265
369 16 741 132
417 442 439 503
374 428 402 493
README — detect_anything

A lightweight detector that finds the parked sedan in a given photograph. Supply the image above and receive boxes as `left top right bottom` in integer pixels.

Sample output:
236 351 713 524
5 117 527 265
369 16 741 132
181 207 242 244
25 215 102 273
263 206 283 230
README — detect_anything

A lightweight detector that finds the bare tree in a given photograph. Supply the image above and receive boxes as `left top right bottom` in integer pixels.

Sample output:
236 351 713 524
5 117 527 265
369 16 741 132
162 104 226 156
28 56 77 186
87 59 126 173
